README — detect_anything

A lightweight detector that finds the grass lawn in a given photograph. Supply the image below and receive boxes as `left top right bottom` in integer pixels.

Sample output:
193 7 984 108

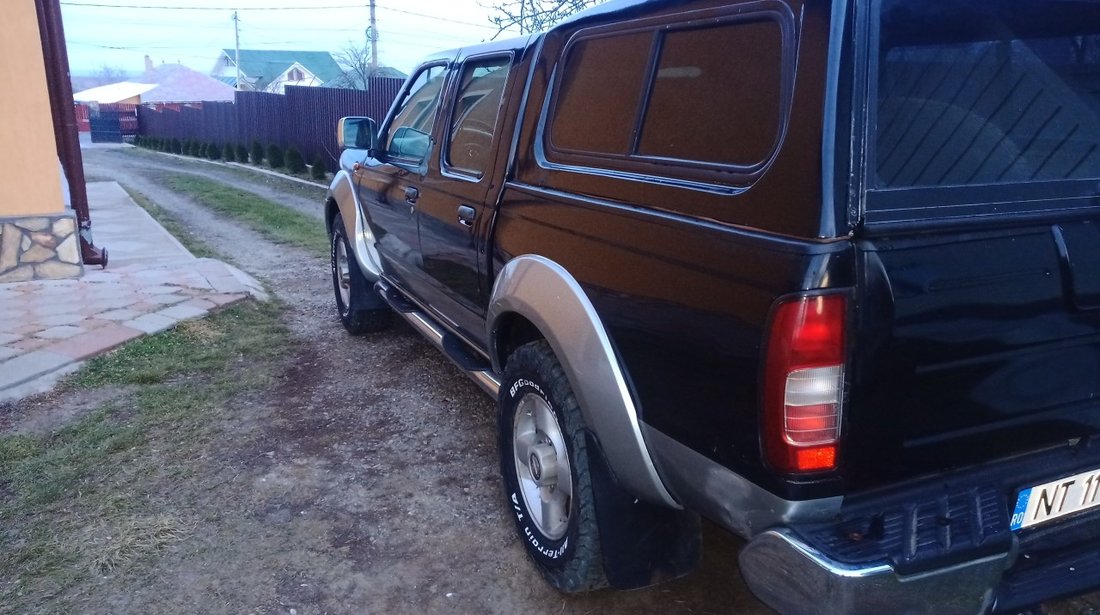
159 173 328 258
0 300 290 611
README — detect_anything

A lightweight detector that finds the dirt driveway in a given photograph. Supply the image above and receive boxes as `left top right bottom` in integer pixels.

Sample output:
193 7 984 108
65 148 772 615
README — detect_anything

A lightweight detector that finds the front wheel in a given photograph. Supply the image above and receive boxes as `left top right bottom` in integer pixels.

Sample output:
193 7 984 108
498 340 607 592
330 212 391 334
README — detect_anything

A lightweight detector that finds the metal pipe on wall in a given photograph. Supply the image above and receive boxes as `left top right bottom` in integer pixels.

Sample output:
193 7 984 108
35 0 108 267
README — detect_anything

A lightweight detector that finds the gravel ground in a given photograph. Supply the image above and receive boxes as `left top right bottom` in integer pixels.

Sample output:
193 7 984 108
71 147 773 615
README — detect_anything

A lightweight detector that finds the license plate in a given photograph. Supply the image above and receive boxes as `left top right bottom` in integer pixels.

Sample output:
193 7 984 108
1010 467 1100 530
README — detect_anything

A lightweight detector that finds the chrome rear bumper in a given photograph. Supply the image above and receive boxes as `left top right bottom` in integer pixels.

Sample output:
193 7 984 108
739 528 1012 615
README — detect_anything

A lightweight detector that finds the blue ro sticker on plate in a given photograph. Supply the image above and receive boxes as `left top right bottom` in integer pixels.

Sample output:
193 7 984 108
1010 488 1032 531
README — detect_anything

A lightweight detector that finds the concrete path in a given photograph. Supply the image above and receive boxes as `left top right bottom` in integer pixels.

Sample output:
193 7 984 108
0 181 266 402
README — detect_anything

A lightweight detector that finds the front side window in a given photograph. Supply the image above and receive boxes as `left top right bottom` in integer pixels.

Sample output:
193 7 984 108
869 0 1100 208
385 64 448 164
445 57 511 177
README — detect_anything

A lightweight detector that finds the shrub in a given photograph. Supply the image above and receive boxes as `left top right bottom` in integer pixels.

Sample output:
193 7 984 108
171 138 182 154
309 155 327 180
285 147 305 174
198 142 208 158
250 140 264 165
266 144 284 169
236 144 249 163
223 143 235 162
207 142 221 160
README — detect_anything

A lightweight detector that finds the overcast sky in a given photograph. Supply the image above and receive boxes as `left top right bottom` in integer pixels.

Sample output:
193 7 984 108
61 0 522 77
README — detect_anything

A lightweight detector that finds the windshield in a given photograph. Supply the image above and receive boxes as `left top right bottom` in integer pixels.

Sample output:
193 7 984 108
870 0 1100 195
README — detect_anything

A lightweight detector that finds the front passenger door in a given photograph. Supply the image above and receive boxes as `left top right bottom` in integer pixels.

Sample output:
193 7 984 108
355 63 449 290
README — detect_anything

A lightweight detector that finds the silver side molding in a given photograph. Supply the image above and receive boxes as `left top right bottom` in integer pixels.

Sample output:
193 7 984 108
487 255 680 509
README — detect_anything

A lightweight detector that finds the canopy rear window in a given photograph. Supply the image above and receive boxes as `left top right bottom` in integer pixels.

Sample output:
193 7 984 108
865 0 1100 222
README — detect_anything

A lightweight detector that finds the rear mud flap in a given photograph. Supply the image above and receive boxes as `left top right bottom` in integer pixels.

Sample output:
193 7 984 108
585 431 701 589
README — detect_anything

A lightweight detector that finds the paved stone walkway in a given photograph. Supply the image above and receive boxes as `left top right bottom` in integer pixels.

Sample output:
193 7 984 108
0 181 266 401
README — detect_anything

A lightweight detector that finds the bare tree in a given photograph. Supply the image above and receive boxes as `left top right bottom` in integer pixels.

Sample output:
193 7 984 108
331 42 371 90
94 64 129 86
488 0 602 36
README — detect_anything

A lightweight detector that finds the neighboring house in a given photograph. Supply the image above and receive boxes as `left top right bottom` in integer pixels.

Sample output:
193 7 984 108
72 81 157 105
212 50 343 94
74 58 235 105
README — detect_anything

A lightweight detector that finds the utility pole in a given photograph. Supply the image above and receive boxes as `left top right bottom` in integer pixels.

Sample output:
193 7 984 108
233 11 242 90
368 0 378 72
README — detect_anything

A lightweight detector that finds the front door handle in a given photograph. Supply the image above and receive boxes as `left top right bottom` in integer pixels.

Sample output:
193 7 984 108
405 186 419 204
457 205 476 228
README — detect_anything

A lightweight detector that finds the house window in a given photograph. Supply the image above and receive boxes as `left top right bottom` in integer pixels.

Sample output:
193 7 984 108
224 55 232 66
288 68 304 81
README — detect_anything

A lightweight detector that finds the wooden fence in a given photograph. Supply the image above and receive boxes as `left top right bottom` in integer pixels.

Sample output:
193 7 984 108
137 78 403 171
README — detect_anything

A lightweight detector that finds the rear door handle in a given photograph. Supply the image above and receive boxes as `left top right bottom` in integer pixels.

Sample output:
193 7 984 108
405 186 419 204
457 205 476 228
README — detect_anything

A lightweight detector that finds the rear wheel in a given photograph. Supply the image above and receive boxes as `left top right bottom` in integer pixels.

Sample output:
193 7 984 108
330 212 391 334
498 340 607 592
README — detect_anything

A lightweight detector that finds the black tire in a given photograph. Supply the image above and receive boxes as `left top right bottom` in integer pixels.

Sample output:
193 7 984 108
330 212 391 334
498 340 608 592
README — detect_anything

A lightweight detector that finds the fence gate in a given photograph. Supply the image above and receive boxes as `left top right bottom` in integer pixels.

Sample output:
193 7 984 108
88 104 139 143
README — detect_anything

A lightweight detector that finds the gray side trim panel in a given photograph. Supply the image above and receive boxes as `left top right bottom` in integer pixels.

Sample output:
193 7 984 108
328 170 383 281
487 255 679 509
643 425 842 537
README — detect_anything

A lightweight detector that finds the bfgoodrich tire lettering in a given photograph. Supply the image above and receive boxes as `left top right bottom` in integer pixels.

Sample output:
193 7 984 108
499 340 607 592
330 212 391 334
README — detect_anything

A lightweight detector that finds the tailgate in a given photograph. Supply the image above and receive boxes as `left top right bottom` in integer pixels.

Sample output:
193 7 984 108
845 219 1100 488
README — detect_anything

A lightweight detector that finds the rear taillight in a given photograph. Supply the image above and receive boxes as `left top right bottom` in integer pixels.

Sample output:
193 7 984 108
763 294 846 473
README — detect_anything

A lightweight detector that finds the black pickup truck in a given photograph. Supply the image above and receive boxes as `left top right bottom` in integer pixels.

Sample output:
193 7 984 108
324 0 1100 612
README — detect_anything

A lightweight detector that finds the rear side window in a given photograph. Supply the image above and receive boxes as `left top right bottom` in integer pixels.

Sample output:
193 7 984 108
638 20 782 167
445 56 511 178
550 33 650 155
544 5 794 185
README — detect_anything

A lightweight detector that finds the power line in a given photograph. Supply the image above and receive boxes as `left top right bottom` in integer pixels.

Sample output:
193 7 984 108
61 2 365 10
375 5 499 31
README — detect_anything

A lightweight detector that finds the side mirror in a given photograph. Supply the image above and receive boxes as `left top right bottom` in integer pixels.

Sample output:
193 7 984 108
337 116 379 151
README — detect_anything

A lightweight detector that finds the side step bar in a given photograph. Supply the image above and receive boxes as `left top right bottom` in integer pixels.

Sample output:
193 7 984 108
376 280 501 397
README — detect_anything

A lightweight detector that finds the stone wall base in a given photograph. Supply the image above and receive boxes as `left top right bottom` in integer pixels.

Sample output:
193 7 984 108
0 213 83 282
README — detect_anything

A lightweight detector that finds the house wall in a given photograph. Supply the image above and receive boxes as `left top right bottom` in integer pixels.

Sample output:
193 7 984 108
265 63 320 94
0 0 82 282
1 0 64 218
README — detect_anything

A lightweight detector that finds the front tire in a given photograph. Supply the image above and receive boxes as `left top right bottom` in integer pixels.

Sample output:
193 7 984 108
330 212 391 334
499 340 607 592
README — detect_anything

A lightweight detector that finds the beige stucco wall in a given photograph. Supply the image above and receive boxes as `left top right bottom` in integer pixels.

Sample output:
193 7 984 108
0 0 64 217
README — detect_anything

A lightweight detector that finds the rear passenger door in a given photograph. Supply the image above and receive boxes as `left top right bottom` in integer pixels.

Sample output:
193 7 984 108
415 54 514 345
